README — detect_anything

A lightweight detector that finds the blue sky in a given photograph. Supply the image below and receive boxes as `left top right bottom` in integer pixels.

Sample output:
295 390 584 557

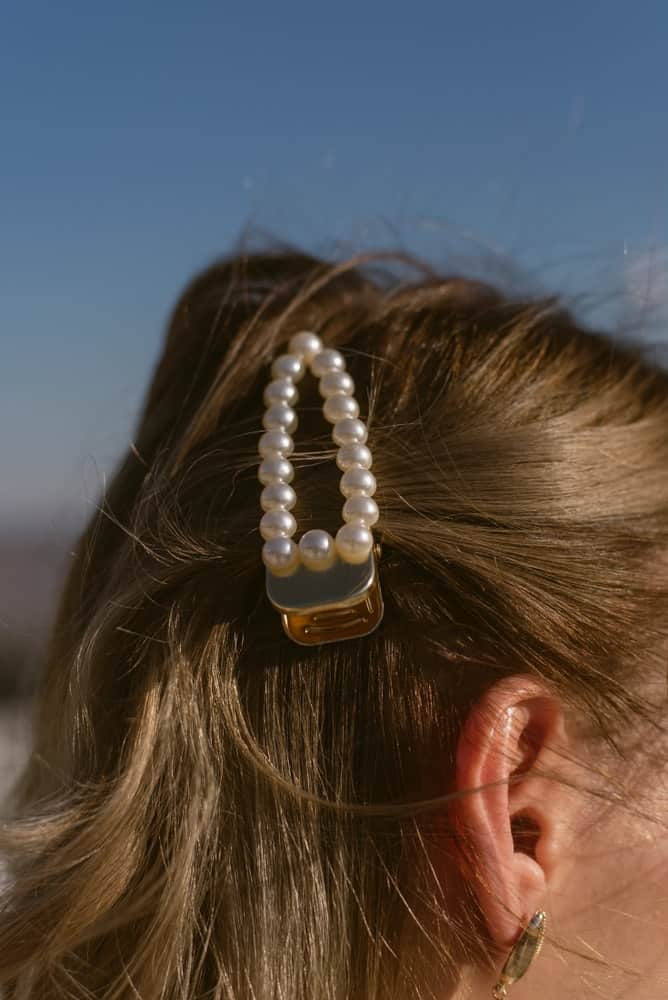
1 1 667 527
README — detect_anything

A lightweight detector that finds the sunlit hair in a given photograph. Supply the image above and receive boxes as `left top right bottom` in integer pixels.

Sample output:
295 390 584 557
1 246 668 998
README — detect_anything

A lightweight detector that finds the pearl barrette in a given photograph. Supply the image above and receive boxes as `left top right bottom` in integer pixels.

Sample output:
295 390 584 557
258 331 384 645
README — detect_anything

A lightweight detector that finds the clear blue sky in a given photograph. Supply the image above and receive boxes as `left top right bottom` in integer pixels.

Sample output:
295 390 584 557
2 1 667 527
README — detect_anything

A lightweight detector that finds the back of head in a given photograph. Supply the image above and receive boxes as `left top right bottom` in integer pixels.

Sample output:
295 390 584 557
2 247 668 998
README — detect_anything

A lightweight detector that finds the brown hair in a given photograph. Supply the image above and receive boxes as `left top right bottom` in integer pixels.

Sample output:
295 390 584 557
1 246 668 998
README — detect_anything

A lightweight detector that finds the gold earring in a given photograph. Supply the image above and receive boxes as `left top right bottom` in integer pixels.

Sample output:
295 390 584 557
492 910 547 998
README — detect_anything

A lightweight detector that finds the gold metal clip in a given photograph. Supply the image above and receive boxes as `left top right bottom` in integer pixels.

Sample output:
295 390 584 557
266 550 384 645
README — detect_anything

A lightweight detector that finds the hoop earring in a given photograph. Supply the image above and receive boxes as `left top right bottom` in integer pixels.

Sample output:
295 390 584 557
492 910 547 998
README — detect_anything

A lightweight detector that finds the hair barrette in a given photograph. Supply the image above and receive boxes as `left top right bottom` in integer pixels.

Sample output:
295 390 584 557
258 331 384 646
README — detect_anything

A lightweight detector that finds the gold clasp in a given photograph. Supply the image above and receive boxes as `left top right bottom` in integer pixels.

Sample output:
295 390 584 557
266 550 384 646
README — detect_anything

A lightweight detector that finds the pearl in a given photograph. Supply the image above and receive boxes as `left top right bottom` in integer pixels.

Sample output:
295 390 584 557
260 483 297 512
319 370 355 397
336 443 372 471
323 394 360 424
258 456 294 486
262 537 299 576
298 529 336 571
332 418 368 446
263 378 298 408
271 353 305 382
260 509 297 540
342 496 379 526
311 348 345 378
288 331 323 362
335 523 373 564
262 404 297 434
260 336 381 579
258 430 294 458
339 468 377 498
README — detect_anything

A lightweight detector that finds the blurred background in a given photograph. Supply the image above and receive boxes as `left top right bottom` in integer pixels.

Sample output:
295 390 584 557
1 1 667 796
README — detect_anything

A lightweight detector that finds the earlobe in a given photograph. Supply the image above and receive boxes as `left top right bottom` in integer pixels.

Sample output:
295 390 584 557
451 675 568 949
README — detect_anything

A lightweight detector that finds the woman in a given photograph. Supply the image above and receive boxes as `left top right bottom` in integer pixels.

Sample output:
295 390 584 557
1 247 667 998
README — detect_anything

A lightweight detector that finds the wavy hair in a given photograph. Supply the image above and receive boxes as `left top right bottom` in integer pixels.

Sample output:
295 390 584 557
1 246 668 998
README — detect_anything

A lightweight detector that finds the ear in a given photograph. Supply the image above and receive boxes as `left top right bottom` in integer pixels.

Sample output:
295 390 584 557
451 674 571 949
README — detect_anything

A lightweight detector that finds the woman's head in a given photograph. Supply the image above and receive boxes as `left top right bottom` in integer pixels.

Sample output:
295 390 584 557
2 247 668 998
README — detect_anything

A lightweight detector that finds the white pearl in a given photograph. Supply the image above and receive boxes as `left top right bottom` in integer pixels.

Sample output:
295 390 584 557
311 348 345 378
262 537 299 576
342 496 379 526
339 468 377 498
262 404 297 434
260 509 297 540
263 378 298 408
298 529 336 571
258 456 294 485
332 418 368 446
271 353 305 382
258 430 294 458
323 394 360 424
260 483 297 512
289 331 323 362
335 523 373 564
336 443 372 471
319 370 355 397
